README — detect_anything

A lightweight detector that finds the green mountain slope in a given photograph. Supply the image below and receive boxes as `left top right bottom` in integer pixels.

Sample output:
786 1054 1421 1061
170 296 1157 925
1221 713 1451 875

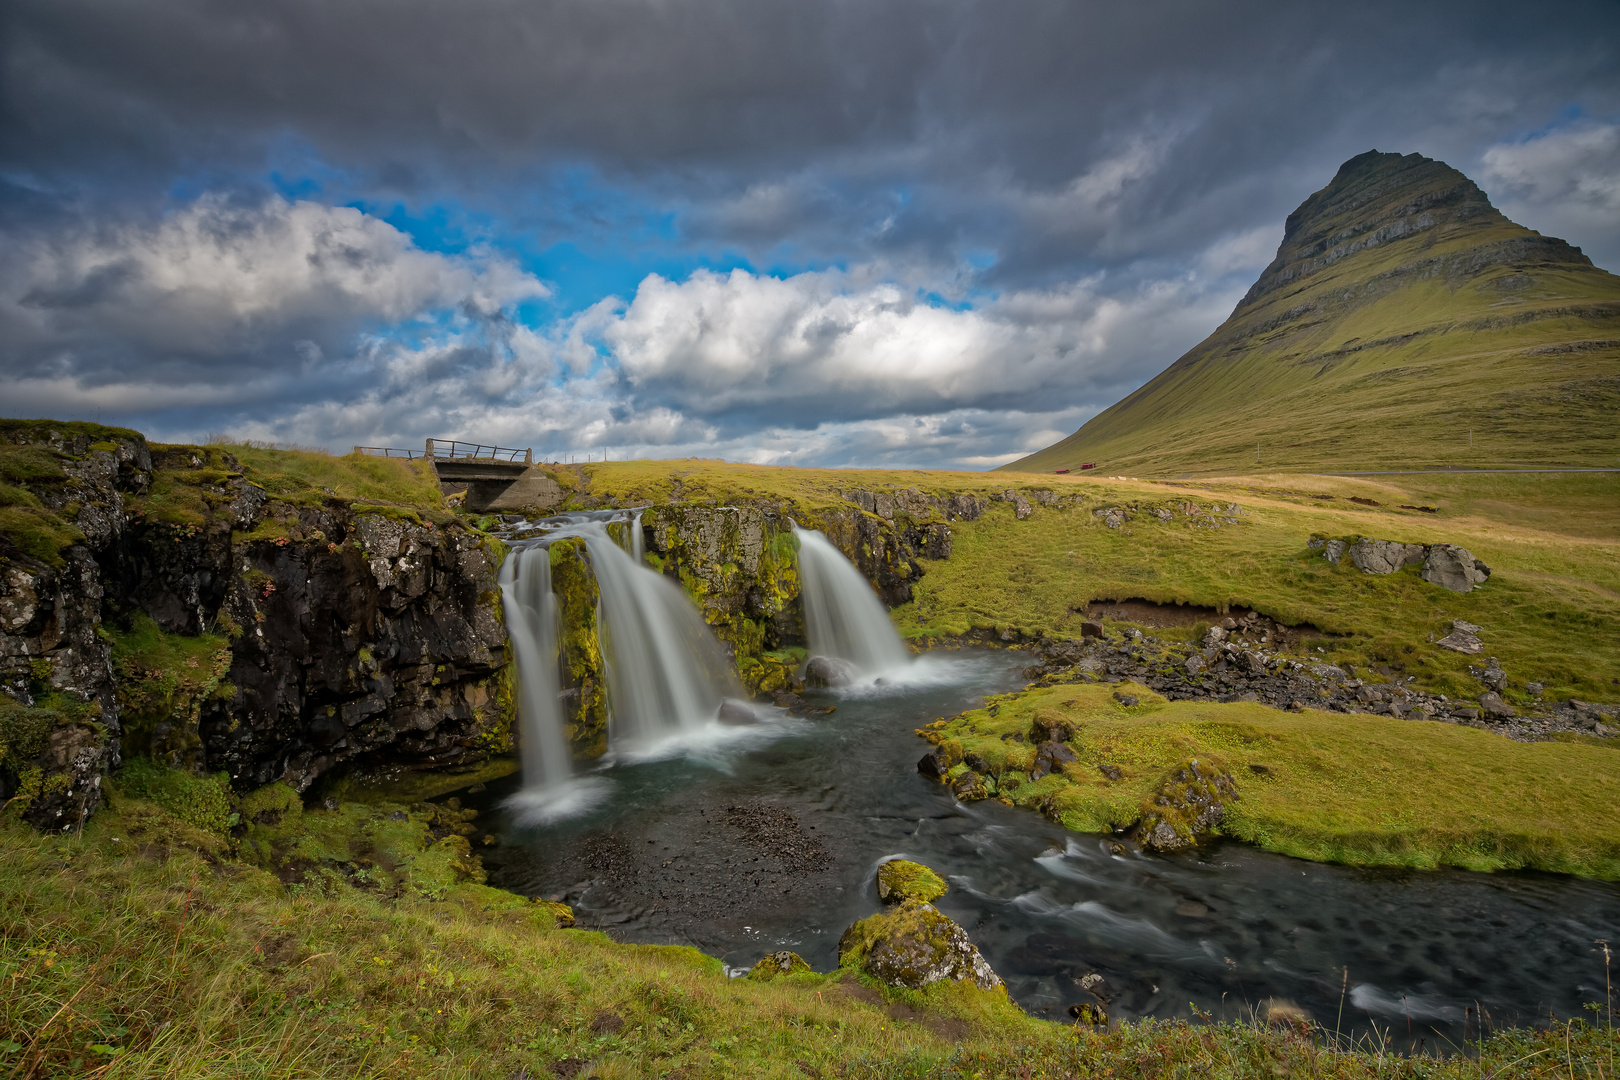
1004 150 1620 476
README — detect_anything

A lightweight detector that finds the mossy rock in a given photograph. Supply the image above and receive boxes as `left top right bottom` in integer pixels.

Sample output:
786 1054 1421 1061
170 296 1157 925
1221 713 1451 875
838 899 1003 992
747 950 812 980
535 898 576 928
876 859 947 904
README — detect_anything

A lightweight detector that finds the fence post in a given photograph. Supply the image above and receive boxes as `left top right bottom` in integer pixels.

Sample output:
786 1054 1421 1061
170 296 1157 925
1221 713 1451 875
425 437 435 458
525 448 533 466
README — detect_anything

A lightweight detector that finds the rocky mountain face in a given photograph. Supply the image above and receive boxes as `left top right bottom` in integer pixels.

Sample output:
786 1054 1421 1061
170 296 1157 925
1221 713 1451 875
1 423 511 827
1010 150 1620 475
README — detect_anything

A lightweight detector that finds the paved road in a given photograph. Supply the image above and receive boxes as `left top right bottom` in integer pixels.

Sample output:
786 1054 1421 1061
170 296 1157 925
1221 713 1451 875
1314 467 1620 476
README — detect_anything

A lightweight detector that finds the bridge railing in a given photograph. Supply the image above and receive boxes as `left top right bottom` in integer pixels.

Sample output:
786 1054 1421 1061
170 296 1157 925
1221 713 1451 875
424 439 533 465
353 445 424 459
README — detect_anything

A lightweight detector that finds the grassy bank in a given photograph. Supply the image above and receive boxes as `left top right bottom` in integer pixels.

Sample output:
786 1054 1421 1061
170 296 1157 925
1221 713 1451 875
2 792 1615 1079
926 681 1620 878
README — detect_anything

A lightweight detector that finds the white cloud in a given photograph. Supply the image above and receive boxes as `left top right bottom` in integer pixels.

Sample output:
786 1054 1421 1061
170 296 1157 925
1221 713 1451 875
4 195 549 369
1480 121 1620 271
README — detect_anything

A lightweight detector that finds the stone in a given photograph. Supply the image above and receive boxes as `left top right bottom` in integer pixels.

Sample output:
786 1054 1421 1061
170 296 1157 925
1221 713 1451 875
1136 760 1237 852
1472 657 1507 692
916 742 962 779
1453 619 1483 634
1525 682 1544 695
1203 626 1227 647
1347 538 1427 575
921 522 952 560
1478 692 1515 719
1422 544 1488 593
838 899 1003 992
1323 539 1347 564
803 655 859 688
946 494 983 521
717 699 759 725
1113 693 1139 707
876 859 948 904
1098 764 1123 781
951 770 991 801
1029 741 1078 780
1030 709 1077 743
747 950 812 980
1436 629 1483 654
1080 621 1104 638
1183 654 1206 676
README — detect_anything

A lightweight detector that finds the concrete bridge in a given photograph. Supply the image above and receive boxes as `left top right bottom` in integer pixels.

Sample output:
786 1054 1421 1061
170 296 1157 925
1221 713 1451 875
355 439 564 513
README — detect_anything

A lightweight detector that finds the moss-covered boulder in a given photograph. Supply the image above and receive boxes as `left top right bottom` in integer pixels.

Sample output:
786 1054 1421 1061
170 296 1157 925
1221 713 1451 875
747 950 812 980
876 859 947 903
549 538 609 759
1136 759 1237 851
838 899 1003 992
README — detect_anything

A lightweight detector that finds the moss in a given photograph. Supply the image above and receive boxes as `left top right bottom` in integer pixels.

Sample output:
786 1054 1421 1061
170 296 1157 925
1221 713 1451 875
746 950 812 980
108 614 232 771
550 538 609 758
0 696 60 777
0 505 83 567
112 758 236 842
876 859 948 903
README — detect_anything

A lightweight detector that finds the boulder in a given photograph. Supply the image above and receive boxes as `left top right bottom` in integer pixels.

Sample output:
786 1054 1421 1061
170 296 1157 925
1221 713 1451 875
1478 692 1515 719
1323 540 1347 565
1422 544 1487 593
946 494 983 521
1030 741 1078 780
717 699 759 725
803 655 859 688
1080 620 1104 638
748 950 812 980
1348 538 1427 575
838 899 1003 992
916 742 962 779
921 522 952 560
1436 619 1484 654
1030 708 1077 743
1136 760 1237 852
876 859 948 904
951 771 991 802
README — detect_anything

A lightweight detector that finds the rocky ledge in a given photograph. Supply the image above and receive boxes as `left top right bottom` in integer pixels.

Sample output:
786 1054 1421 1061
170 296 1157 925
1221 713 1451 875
1020 615 1616 741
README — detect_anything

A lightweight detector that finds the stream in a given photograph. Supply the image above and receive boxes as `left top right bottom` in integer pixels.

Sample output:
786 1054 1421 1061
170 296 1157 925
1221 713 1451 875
467 647 1620 1049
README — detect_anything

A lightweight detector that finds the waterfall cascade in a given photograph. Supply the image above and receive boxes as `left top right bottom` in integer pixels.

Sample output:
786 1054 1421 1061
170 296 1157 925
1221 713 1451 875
794 528 911 676
497 512 746 810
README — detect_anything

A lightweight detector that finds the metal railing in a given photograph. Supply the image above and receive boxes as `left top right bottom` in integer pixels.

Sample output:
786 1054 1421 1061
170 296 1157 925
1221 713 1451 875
424 438 533 465
353 445 424 459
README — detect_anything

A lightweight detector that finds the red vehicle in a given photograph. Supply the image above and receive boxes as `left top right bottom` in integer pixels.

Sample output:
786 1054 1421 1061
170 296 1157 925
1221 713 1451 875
1054 468 1069 474
1079 462 1097 470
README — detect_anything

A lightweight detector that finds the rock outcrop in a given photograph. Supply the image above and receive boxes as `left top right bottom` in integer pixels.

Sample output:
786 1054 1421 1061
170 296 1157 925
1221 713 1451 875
1311 534 1492 593
2 423 514 827
838 899 1003 992
876 858 947 904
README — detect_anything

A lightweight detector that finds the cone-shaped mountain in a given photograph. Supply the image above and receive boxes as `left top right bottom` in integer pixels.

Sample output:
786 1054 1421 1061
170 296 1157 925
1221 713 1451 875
1006 150 1620 475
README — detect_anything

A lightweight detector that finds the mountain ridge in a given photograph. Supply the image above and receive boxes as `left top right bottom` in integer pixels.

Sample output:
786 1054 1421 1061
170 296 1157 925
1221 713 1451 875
1004 150 1620 476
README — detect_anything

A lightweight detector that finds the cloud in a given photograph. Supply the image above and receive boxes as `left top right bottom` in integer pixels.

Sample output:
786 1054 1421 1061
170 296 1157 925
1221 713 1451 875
592 263 1241 426
1480 120 1620 271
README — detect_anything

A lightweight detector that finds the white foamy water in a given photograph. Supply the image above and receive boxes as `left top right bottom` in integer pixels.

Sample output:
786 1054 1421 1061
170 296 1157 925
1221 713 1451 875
795 528 911 676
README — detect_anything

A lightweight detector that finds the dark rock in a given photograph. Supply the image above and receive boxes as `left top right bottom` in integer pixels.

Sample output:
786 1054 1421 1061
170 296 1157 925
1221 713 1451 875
803 655 859 688
1079 621 1104 638
1477 692 1515 719
1098 764 1123 781
1030 741 1078 780
1030 709 1077 743
1347 538 1427 575
748 950 812 980
917 743 962 779
718 699 759 725
1136 760 1237 852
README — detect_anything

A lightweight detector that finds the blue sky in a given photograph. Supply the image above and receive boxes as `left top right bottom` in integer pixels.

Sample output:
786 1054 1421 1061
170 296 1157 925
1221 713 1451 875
2 0 1618 468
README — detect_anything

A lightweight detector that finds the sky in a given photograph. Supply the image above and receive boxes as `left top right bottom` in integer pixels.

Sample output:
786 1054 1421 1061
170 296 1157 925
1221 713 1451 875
3 1 1618 470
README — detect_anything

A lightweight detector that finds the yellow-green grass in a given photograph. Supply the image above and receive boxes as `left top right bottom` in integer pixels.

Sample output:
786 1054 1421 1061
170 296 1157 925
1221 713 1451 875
891 473 1620 705
139 444 452 532
3 794 1615 1079
935 681 1620 878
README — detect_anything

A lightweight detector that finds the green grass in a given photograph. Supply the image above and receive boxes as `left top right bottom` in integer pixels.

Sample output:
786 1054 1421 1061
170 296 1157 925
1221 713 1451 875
108 615 233 768
2 795 1615 1079
892 472 1620 705
931 681 1620 877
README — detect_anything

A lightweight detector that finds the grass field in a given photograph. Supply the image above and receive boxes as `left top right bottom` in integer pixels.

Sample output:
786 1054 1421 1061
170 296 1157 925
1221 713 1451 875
2 794 1615 1079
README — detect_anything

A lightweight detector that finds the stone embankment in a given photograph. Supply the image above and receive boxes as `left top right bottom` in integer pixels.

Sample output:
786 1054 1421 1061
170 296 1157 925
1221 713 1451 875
1021 615 1616 740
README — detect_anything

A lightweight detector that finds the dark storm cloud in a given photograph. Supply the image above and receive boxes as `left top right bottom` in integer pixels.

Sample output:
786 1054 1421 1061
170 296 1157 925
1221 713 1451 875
2 0 1618 463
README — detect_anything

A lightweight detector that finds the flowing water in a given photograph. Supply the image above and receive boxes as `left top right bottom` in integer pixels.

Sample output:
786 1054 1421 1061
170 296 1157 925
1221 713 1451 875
471 647 1620 1048
795 527 912 676
484 515 1620 1047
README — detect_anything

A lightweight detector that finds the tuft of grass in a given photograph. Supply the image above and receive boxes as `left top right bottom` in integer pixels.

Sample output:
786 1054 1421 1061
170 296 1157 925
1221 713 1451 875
934 680 1620 878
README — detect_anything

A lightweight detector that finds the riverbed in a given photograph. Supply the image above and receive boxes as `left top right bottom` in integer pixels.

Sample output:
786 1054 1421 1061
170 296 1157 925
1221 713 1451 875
468 647 1620 1048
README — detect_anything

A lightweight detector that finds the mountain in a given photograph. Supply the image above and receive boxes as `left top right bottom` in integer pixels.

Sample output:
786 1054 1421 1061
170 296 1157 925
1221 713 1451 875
1004 151 1620 476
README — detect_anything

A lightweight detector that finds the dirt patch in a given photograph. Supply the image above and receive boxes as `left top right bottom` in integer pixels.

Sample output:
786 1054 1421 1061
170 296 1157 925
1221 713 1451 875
1084 599 1247 628
837 979 884 1006
588 1011 624 1035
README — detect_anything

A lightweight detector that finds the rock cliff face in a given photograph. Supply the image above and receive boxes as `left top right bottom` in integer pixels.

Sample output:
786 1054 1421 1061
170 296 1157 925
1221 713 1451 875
1 423 513 827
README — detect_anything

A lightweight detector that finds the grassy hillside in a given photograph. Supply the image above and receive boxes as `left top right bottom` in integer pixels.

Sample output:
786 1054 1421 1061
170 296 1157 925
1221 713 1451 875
1005 151 1620 477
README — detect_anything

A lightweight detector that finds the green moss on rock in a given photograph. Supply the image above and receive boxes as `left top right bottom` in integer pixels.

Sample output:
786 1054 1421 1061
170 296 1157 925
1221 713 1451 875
550 538 609 758
838 899 1004 993
747 950 812 980
876 859 948 903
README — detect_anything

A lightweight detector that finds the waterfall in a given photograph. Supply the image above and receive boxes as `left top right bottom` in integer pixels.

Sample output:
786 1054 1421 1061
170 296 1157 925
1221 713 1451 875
579 524 742 745
497 545 572 788
630 510 644 565
794 528 911 675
